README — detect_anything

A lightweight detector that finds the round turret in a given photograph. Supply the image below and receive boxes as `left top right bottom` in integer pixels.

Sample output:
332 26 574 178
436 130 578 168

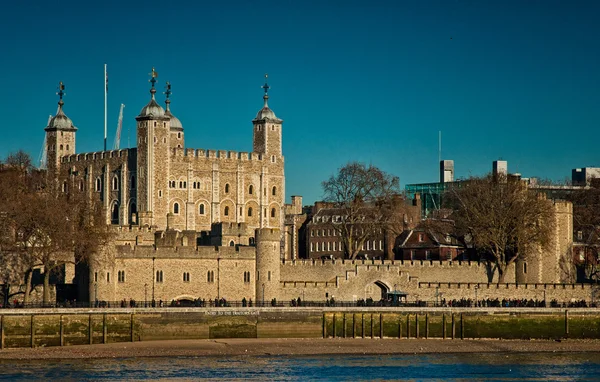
255 228 281 304
137 68 165 119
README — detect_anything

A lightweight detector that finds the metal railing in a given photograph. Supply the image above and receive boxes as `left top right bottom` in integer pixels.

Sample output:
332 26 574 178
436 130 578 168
0 298 597 309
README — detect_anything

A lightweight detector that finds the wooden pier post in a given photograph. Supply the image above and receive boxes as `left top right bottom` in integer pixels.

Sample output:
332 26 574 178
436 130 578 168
415 314 419 339
322 313 327 338
30 315 34 348
442 314 446 339
130 313 135 342
59 315 64 346
565 310 569 338
89 314 93 345
352 314 356 338
362 314 365 338
425 314 429 339
379 314 384 339
398 316 402 339
0 315 4 350
370 313 374 339
343 314 346 338
333 313 337 338
460 313 464 340
406 314 410 339
103 313 107 344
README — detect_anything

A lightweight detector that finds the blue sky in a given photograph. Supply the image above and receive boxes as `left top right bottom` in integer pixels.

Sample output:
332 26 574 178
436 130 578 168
1 1 598 204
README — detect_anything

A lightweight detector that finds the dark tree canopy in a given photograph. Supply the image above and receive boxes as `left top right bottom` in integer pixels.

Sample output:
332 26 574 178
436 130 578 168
0 151 110 304
444 174 555 282
321 162 401 259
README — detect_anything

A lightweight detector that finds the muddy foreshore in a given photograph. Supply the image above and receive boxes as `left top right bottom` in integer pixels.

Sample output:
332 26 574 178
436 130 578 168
1 338 600 360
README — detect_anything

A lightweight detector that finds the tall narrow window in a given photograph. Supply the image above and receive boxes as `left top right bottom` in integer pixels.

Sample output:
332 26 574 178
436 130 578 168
224 206 229 216
112 176 119 191
248 207 253 217
174 202 180 214
130 176 136 189
249 185 253 194
271 208 276 218
225 184 230 193
156 270 163 283
199 203 205 215
272 186 277 196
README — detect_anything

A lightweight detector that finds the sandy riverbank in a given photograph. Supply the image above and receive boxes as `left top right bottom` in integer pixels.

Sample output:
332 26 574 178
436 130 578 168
1 338 600 360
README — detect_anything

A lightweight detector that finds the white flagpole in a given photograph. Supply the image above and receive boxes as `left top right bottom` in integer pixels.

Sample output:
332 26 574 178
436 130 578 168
104 63 107 152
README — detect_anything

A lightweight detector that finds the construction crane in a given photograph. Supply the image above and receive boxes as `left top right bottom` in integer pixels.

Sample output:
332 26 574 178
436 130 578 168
112 104 125 150
38 115 52 169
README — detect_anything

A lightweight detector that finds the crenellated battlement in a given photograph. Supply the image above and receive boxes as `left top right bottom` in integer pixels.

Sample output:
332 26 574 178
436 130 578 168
418 281 592 291
281 259 485 268
173 148 265 162
61 149 131 163
115 244 256 259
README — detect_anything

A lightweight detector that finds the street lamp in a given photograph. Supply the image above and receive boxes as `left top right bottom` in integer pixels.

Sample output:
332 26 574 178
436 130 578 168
262 283 265 307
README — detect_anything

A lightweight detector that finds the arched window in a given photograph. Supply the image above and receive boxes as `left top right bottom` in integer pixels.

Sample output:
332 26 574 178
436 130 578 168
96 178 101 192
271 155 275 163
229 240 235 246
173 202 180 214
248 207 253 217
111 203 119 224
249 185 253 194
271 208 276 218
224 206 229 216
59 144 63 150
249 237 255 245
225 183 230 193
183 181 186 188
178 132 181 139
130 176 136 189
199 203 205 215
66 144 69 151
272 186 277 196
130 203 137 223
112 176 119 191
179 181 183 188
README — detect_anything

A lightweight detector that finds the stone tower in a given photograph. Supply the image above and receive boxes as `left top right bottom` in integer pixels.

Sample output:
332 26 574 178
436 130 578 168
45 82 76 182
251 74 285 230
255 228 281 304
135 69 171 227
252 74 283 160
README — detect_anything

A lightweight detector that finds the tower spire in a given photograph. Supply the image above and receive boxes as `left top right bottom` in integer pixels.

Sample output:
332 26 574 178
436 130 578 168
164 81 172 111
57 81 65 109
261 73 270 108
149 67 158 98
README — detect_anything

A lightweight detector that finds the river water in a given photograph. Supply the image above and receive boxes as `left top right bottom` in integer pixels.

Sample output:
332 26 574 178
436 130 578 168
2 352 600 380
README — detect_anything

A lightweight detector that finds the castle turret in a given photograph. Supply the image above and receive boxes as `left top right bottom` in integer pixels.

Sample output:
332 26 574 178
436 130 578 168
45 82 77 179
135 68 170 227
255 228 281 304
253 74 282 158
164 82 184 150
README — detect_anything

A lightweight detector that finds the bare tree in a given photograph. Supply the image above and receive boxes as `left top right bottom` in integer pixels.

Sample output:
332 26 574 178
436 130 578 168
444 174 555 283
567 178 600 282
321 162 400 259
0 151 110 305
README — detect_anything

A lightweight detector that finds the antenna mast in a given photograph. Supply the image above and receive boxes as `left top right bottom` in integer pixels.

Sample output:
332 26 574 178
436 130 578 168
104 64 108 151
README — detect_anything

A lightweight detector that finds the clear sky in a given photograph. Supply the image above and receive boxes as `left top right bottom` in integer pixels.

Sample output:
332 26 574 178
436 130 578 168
1 0 598 204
